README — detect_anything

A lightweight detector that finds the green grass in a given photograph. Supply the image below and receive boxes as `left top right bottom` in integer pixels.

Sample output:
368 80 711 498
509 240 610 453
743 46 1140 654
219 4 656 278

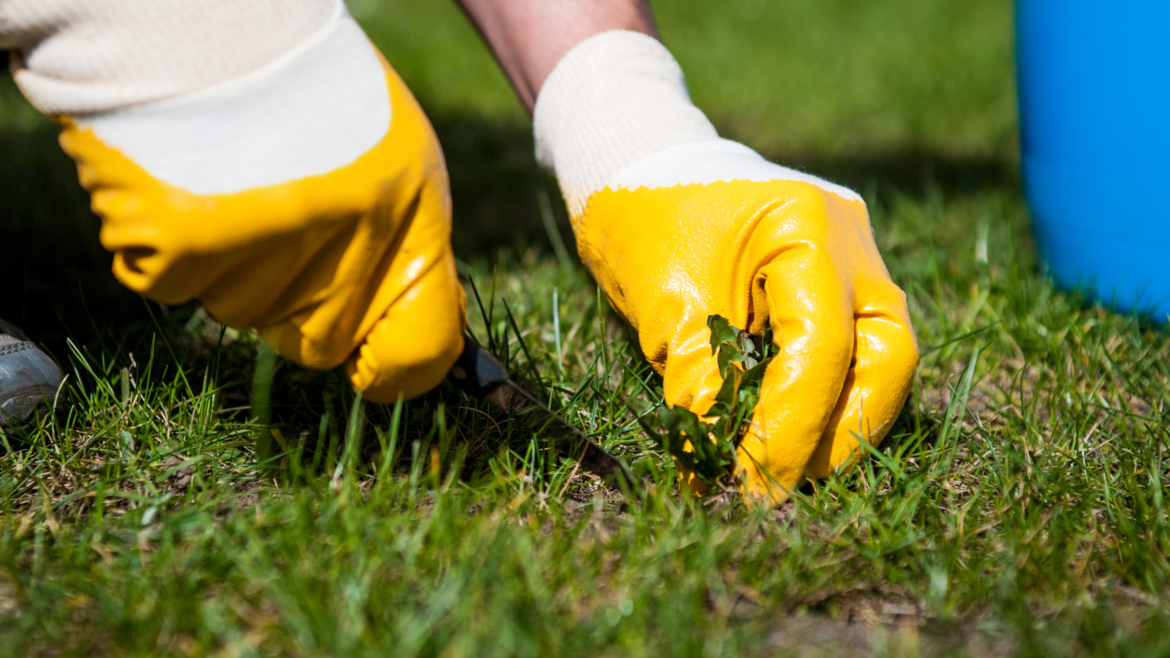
2 0 1169 655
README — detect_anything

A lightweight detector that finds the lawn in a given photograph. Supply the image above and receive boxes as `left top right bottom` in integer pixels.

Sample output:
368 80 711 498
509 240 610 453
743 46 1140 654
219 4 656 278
2 0 1169 656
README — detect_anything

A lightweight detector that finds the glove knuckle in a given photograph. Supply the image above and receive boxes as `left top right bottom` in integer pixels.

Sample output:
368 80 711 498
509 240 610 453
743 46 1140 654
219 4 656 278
814 314 857 365
880 318 920 379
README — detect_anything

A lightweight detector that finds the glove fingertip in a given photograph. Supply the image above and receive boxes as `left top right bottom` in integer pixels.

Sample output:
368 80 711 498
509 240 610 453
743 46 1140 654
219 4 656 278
349 317 464 404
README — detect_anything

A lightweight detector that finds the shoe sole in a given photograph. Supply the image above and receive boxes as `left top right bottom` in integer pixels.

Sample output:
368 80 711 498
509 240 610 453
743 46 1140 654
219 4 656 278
0 384 58 429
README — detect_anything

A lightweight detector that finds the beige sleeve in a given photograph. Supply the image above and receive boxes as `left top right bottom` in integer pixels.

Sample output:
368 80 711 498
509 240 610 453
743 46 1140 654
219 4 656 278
0 0 336 115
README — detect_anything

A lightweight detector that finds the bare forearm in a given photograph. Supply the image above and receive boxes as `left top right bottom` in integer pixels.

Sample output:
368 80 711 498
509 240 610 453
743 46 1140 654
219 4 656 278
456 0 658 112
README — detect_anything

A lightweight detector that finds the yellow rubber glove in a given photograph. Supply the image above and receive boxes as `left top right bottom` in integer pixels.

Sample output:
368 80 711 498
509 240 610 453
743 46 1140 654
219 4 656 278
535 32 918 504
578 141 918 503
49 11 464 403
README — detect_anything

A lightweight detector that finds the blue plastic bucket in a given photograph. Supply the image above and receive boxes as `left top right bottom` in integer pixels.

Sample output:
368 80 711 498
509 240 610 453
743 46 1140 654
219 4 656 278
1016 1 1170 321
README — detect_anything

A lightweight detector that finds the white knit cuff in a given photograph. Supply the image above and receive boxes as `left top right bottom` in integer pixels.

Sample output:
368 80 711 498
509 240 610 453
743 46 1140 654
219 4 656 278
5 0 335 115
71 4 389 196
532 30 718 216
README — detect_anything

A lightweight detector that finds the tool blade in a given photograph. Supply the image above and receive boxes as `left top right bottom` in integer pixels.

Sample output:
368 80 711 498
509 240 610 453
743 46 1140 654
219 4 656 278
447 335 644 496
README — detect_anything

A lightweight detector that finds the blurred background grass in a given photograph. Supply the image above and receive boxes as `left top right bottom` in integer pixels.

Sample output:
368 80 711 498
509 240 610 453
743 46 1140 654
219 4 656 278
0 0 1019 352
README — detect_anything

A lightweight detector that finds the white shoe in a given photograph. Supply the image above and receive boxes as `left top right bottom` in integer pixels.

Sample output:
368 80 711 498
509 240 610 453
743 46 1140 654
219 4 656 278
0 318 64 429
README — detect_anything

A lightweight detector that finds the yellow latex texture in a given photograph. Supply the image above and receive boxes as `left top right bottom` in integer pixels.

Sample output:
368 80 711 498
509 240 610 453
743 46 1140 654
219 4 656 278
56 52 465 403
573 178 918 505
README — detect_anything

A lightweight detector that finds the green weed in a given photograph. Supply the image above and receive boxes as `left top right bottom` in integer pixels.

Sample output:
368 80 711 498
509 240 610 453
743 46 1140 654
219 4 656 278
637 315 774 491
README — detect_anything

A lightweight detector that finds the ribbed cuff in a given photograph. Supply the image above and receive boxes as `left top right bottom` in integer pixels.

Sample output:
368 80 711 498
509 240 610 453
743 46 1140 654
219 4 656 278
532 30 718 216
8 0 336 115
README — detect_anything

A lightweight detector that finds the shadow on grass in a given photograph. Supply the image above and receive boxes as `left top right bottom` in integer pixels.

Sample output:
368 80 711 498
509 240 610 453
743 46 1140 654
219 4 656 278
773 147 1019 204
0 121 155 358
1 106 1016 359
0 100 1000 508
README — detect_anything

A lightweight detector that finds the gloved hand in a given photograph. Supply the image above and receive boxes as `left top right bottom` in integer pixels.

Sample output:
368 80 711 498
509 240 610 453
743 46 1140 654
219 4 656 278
575 141 918 503
36 4 465 402
535 31 918 504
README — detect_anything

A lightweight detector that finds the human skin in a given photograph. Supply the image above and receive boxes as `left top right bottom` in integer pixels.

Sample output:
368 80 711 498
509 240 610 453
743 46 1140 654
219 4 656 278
455 0 659 112
454 0 919 505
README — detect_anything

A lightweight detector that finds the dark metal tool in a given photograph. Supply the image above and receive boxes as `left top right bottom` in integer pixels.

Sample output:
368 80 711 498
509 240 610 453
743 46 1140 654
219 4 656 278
447 335 645 497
